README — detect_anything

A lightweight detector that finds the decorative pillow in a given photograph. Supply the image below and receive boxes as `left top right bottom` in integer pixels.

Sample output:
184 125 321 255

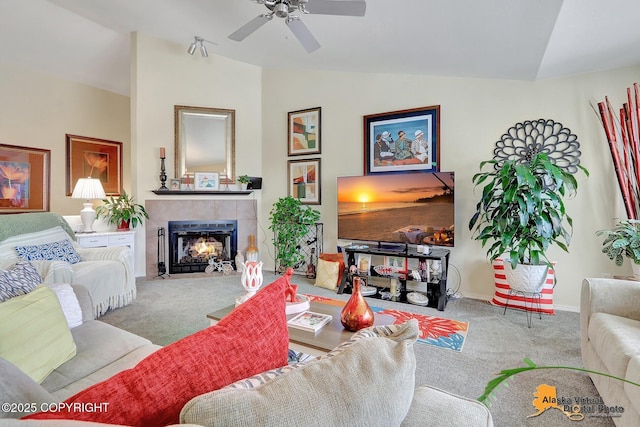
320 252 345 284
15 239 81 265
0 260 42 303
490 258 555 314
49 283 83 328
180 320 419 427
25 274 291 426
223 322 413 390
0 357 56 418
0 226 73 263
314 258 341 290
0 285 76 383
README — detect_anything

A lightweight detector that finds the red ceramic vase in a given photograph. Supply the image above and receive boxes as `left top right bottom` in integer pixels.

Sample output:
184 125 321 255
340 276 374 332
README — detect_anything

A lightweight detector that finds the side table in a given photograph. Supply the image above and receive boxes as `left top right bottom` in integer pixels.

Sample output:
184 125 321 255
76 230 136 270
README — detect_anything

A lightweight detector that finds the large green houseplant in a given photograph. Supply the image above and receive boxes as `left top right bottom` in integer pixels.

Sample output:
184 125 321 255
96 191 149 230
597 219 640 275
468 152 587 291
269 196 321 271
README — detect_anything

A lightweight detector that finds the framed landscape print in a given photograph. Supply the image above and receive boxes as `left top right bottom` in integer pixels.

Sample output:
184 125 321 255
66 134 122 196
194 172 219 190
363 105 440 175
288 107 321 156
0 144 50 213
288 158 321 205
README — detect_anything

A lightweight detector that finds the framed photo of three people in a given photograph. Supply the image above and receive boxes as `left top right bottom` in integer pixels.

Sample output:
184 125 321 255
364 105 440 175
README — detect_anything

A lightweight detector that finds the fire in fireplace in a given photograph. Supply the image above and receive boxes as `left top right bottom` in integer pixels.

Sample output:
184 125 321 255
168 220 238 274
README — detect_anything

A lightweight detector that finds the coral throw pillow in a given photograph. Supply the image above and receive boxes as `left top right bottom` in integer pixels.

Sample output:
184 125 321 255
490 258 555 314
25 274 291 426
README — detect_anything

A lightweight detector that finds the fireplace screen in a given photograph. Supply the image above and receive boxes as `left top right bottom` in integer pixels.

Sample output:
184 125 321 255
168 220 237 274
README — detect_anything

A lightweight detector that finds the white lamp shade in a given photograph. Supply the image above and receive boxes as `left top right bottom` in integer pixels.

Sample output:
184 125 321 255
71 178 105 233
72 178 106 200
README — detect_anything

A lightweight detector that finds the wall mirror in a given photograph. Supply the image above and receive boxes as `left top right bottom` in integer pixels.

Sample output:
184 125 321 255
174 105 235 181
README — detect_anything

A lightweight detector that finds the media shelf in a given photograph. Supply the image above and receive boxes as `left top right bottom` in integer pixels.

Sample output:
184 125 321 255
338 246 451 311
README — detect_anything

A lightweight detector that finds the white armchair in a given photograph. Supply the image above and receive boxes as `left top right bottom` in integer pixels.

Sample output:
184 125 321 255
0 213 135 317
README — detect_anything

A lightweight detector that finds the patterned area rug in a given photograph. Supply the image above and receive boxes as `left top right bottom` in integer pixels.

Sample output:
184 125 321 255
304 294 469 352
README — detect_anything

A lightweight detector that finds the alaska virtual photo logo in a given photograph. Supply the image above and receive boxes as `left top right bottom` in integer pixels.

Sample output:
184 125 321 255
478 358 636 423
529 384 624 421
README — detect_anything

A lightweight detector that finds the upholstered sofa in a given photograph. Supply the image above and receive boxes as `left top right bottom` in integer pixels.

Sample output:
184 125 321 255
0 213 135 317
1 273 493 426
581 278 640 427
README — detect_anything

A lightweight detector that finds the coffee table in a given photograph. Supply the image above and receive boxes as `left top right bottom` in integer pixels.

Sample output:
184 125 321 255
207 301 394 357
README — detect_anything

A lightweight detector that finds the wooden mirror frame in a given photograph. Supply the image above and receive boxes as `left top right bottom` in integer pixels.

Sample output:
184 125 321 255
174 105 235 182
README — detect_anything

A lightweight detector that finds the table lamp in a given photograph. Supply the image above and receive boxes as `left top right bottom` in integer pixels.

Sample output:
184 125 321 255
72 177 106 233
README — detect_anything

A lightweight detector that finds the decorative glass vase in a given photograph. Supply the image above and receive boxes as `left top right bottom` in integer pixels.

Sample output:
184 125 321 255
340 276 374 332
246 235 259 261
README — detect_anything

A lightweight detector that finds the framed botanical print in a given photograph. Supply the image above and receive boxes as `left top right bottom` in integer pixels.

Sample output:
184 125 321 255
0 144 50 213
66 134 123 196
288 158 321 205
288 107 321 156
364 105 440 175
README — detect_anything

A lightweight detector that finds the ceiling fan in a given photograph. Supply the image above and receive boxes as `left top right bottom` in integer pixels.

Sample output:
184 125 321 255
229 0 366 53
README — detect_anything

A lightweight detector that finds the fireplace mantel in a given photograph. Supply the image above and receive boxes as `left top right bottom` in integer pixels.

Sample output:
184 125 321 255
152 190 253 196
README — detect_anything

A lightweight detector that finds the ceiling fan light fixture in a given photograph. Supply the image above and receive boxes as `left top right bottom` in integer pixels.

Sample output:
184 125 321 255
274 1 289 18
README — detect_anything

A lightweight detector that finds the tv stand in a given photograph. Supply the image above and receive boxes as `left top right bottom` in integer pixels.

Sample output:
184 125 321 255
338 246 451 311
374 242 409 253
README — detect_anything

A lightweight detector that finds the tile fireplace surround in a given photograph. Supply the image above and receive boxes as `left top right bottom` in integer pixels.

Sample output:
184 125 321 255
144 199 257 278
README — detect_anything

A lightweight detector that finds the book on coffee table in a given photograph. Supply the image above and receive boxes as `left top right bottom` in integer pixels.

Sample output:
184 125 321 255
287 311 333 333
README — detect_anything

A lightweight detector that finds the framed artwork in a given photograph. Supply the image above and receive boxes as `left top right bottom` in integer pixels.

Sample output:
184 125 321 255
288 107 321 156
194 172 219 190
169 179 181 191
0 144 50 213
288 158 321 205
363 105 440 175
66 134 122 196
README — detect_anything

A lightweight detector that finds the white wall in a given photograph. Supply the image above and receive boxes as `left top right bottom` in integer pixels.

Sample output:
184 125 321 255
0 61 130 215
260 66 640 310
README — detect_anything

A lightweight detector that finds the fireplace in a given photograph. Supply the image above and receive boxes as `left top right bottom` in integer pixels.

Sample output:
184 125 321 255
168 220 238 274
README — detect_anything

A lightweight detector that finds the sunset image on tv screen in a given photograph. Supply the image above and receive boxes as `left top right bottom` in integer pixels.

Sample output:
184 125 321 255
337 172 454 246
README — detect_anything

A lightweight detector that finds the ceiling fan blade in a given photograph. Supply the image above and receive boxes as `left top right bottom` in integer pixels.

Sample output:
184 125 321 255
304 0 366 16
286 17 321 53
228 14 271 41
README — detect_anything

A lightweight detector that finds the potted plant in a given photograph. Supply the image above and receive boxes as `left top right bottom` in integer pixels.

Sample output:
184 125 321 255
96 191 149 230
468 152 587 292
269 196 321 272
238 175 250 190
597 219 640 276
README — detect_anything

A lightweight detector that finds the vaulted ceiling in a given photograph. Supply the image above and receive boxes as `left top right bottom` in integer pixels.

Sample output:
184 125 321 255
1 0 639 96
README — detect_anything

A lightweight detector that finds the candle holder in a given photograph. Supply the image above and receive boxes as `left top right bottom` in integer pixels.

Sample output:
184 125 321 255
158 158 169 191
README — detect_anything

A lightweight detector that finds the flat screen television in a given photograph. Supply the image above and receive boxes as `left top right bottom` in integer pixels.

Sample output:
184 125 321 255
337 171 454 248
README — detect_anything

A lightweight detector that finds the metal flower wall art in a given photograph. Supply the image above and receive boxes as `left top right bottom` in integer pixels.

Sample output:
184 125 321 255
493 119 582 174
